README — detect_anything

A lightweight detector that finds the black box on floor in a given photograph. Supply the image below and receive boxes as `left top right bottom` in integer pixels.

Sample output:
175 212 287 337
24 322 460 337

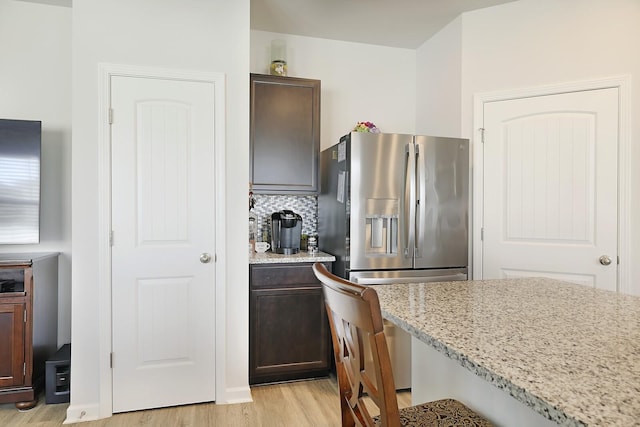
45 343 70 404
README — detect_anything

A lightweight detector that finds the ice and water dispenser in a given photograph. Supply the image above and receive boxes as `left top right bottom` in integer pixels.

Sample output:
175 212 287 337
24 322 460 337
364 199 398 256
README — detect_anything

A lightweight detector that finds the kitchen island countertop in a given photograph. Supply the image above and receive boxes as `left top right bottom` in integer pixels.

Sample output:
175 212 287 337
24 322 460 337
373 278 640 426
249 250 335 264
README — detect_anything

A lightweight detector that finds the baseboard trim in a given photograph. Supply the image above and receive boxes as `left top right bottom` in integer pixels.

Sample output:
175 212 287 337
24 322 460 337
216 386 252 404
64 403 102 424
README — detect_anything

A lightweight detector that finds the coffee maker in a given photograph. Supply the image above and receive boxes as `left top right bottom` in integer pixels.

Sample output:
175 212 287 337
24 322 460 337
271 210 302 255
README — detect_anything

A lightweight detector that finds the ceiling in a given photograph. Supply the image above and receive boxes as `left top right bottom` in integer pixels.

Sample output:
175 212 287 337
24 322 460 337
251 0 517 49
22 0 517 50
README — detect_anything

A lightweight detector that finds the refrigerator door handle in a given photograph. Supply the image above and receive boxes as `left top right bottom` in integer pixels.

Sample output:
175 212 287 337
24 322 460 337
414 142 429 258
404 143 416 258
414 143 422 258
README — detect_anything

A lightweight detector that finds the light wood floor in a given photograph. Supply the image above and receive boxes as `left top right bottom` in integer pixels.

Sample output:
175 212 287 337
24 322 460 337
0 377 411 426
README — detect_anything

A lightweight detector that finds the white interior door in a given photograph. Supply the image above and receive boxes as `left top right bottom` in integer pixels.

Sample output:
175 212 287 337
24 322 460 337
111 75 216 412
482 88 618 290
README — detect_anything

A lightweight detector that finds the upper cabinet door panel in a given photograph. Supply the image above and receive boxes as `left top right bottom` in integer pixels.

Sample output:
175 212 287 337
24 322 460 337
250 74 320 194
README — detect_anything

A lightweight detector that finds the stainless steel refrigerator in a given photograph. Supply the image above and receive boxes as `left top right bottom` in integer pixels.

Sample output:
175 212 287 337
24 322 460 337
319 132 469 389
319 131 469 282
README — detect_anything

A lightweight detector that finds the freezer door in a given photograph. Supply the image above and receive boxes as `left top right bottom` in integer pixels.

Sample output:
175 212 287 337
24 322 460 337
414 136 469 270
349 268 467 285
349 132 414 271
351 267 467 391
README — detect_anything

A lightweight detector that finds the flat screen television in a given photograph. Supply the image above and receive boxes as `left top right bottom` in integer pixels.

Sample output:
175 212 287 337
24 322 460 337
0 119 41 244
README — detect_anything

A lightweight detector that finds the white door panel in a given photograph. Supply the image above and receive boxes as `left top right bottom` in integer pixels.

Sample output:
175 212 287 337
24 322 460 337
483 88 618 290
111 75 216 412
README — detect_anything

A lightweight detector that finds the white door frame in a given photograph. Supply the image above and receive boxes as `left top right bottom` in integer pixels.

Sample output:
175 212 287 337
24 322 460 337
97 63 227 417
472 76 631 293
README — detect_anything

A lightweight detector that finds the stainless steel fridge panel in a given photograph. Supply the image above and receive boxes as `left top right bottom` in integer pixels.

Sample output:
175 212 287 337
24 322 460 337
349 132 414 271
318 143 349 277
414 136 469 270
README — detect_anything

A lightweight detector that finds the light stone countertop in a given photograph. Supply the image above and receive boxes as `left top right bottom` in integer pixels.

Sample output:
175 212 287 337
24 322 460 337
249 250 335 264
372 278 640 427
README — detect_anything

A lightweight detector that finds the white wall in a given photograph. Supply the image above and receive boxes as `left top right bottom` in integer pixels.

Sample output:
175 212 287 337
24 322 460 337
70 0 250 421
416 0 640 293
415 16 463 137
0 0 72 345
250 31 417 149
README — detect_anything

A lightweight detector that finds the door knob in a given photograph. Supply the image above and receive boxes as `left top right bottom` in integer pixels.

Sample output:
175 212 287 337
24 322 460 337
200 253 212 263
599 255 612 266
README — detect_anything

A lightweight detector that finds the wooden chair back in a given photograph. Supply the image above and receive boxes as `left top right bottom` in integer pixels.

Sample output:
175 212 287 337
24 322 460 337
312 262 401 427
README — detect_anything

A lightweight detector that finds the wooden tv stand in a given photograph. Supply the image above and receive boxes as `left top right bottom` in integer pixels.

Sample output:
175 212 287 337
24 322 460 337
0 253 58 410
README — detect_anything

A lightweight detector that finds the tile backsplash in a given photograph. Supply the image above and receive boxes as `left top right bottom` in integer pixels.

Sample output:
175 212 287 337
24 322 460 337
252 195 317 242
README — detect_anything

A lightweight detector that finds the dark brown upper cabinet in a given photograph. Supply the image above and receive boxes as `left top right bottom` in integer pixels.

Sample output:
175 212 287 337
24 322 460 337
250 74 320 194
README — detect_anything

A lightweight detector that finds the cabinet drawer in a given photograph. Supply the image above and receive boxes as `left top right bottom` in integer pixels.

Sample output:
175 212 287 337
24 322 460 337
250 263 330 289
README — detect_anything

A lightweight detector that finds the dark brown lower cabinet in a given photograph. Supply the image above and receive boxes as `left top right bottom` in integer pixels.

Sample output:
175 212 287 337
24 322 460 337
0 253 58 410
0 302 26 389
249 262 332 385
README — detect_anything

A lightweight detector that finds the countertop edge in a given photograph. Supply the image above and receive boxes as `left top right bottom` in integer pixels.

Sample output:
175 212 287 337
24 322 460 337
249 251 335 264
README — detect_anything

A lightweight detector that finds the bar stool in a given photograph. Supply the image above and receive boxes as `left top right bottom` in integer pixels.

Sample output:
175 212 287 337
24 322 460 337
312 263 494 427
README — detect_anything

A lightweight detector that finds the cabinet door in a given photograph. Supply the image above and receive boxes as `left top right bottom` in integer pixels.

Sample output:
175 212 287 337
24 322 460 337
250 74 320 194
0 302 26 388
250 285 330 384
